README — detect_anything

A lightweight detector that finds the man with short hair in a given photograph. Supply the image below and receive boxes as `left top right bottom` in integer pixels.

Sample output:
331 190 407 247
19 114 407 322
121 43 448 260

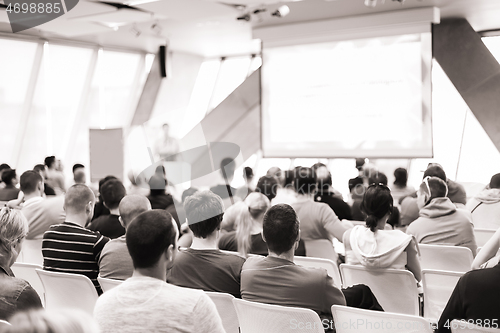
94 210 225 333
406 176 477 255
0 169 19 201
33 164 56 196
72 163 86 185
42 184 110 294
315 167 352 221
466 173 500 229
99 195 152 280
87 179 126 239
44 156 65 195
167 191 246 298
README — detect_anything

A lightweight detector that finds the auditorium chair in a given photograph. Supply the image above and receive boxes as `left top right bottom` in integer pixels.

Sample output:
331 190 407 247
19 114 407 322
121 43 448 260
11 262 45 304
97 276 124 292
473 229 496 248
293 256 342 288
418 244 473 272
303 239 338 262
422 269 464 322
206 292 239 333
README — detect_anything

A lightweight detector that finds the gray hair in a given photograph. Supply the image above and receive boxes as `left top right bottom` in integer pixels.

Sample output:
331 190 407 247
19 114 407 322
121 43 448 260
0 207 28 253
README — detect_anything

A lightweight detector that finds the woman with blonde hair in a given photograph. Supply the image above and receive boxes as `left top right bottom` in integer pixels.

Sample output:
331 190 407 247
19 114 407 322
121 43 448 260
219 192 306 257
0 207 42 321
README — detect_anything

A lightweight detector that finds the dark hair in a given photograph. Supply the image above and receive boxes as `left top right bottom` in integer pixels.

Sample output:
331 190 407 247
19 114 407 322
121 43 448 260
393 168 408 187
33 164 45 174
315 168 332 191
490 173 500 189
220 158 236 180
98 175 117 192
243 167 254 180
100 179 126 210
20 171 42 194
44 156 56 168
294 167 316 195
421 176 448 202
149 174 167 195
72 163 85 174
283 169 294 188
185 191 224 238
355 158 366 171
126 210 177 269
1 169 16 186
349 177 364 193
263 204 299 255
423 165 447 182
312 162 327 171
255 176 278 201
0 164 11 172
360 184 393 232
181 187 199 204
368 172 388 186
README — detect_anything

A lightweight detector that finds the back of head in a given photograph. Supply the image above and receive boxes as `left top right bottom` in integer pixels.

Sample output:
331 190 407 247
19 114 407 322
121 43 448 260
7 308 99 333
424 165 447 182
490 173 500 189
149 174 167 194
243 167 254 181
294 167 316 195
283 169 294 187
33 164 46 175
255 176 278 201
119 195 152 227
368 172 388 186
262 204 299 255
0 163 10 173
1 169 16 186
65 184 95 215
181 187 199 204
360 184 393 232
355 158 366 171
100 179 126 210
315 166 332 191
72 163 85 174
126 210 177 269
44 156 56 169
184 191 224 238
236 192 271 257
20 171 42 195
266 167 282 179
393 168 408 187
220 157 236 181
0 207 28 256
98 175 117 193
73 169 86 184
419 176 448 204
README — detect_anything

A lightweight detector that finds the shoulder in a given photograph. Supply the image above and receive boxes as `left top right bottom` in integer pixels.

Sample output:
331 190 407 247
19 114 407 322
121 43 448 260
241 256 265 270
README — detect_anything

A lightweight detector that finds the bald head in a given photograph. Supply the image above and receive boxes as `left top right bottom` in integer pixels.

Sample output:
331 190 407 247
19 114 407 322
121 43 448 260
64 184 95 215
119 195 152 228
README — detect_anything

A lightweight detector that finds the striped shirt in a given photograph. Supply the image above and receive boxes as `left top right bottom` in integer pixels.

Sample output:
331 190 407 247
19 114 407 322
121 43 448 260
42 222 110 294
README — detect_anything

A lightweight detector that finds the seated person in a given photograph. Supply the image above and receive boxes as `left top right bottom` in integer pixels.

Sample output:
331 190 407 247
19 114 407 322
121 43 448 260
33 164 56 196
219 192 305 257
99 195 151 280
8 309 99 333
241 204 383 324
44 156 65 195
406 176 477 256
471 227 500 269
437 262 500 333
466 173 500 230
87 179 126 239
92 175 116 222
210 158 239 209
390 168 415 208
270 168 297 206
0 169 20 201
94 210 225 333
0 207 43 320
314 167 352 221
42 184 110 294
167 191 245 298
343 184 421 281
147 167 183 229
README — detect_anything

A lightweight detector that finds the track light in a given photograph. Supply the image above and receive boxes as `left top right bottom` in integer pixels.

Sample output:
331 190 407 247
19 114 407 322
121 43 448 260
271 5 290 18
237 14 251 21
130 26 141 37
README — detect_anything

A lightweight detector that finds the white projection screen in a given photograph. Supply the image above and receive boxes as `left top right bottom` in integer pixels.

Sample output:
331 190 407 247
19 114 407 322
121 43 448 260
261 32 433 158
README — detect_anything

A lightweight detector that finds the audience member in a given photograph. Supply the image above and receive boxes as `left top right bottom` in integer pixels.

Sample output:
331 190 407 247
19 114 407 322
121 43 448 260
92 176 116 221
33 164 56 196
466 173 500 229
6 309 99 333
72 163 86 185
406 176 477 256
236 166 254 200
219 192 306 257
126 170 149 196
210 157 238 209
0 207 43 321
42 184 110 294
291 167 349 242
0 163 11 189
271 168 298 205
44 156 65 195
241 204 382 325
315 167 352 220
0 169 19 201
168 191 246 298
471 226 500 269
181 187 198 204
87 179 126 239
343 184 421 281
147 167 183 229
94 210 225 333
391 168 415 207
99 195 151 280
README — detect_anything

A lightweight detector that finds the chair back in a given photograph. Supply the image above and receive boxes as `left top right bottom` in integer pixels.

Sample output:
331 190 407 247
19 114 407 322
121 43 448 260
232 298 324 333
97 276 124 292
0 319 11 328
36 269 98 315
418 244 473 272
11 262 45 303
474 229 496 248
422 270 464 322
303 239 338 262
450 319 500 333
17 239 43 266
206 292 239 333
331 305 434 333
339 264 419 315
294 256 342 288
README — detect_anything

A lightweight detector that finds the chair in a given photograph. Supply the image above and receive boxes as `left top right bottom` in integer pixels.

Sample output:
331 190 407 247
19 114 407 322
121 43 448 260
474 229 496 248
303 239 338 262
11 262 45 302
450 319 500 333
232 298 324 333
36 269 98 315
206 292 239 333
97 276 124 292
0 320 10 327
422 269 463 322
418 244 473 273
17 239 43 266
339 264 419 315
294 256 342 288
331 305 434 333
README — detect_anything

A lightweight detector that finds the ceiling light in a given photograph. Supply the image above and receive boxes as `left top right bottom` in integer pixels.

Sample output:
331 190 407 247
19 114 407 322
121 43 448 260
237 14 251 21
271 5 290 18
364 0 377 7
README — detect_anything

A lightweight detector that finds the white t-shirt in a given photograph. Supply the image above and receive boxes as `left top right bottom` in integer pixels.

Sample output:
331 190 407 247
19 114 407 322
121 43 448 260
94 276 225 333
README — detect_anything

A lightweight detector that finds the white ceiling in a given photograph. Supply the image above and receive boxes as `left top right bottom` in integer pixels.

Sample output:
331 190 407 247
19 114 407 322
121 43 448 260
0 0 500 56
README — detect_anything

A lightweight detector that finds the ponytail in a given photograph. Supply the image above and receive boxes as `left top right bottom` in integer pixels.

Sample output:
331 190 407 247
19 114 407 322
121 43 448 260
365 214 379 232
360 184 393 233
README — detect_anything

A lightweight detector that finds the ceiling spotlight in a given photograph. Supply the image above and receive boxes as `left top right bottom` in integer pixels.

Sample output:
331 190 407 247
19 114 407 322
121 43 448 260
237 14 251 21
271 5 290 18
253 8 267 14
364 0 377 7
151 22 162 35
130 26 141 37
